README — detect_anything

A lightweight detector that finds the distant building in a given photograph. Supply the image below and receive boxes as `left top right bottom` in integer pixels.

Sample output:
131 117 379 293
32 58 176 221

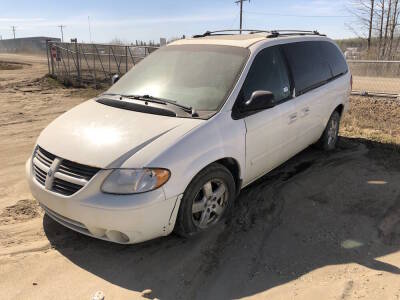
0 36 60 54
344 47 361 60
160 38 167 47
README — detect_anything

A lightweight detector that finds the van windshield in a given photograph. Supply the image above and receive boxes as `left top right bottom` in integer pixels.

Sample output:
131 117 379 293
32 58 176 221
107 44 249 111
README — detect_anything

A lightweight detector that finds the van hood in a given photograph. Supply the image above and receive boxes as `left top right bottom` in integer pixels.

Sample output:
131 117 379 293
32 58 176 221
37 99 203 168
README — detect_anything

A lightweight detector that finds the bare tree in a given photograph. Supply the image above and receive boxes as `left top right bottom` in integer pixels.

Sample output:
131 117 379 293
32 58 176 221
378 0 385 55
350 0 376 53
368 0 376 50
351 0 400 58
387 0 400 57
382 0 392 56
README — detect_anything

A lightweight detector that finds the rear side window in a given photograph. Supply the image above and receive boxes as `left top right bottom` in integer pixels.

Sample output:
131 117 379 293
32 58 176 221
282 41 332 95
319 41 348 77
241 46 291 103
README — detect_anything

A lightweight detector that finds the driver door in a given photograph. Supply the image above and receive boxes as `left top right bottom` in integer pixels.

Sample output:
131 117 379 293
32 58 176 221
238 46 299 185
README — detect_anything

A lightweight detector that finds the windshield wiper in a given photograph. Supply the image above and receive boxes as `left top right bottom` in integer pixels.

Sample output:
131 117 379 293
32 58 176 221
103 93 198 117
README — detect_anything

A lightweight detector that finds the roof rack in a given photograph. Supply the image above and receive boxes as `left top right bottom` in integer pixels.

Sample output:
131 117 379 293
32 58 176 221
193 29 271 38
267 30 325 38
192 29 325 38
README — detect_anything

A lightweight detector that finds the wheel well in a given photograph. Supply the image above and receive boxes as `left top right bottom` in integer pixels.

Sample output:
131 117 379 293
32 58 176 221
215 158 241 195
335 104 344 116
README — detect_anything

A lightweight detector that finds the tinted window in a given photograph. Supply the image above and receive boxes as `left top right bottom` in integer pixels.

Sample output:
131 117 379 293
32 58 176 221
319 41 348 77
282 41 332 95
241 46 291 103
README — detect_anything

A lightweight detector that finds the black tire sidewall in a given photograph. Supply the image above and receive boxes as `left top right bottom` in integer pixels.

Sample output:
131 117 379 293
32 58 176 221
315 110 341 151
175 163 236 237
322 111 340 151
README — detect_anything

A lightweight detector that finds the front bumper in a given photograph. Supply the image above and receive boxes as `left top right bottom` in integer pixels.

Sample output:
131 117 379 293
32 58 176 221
26 158 182 244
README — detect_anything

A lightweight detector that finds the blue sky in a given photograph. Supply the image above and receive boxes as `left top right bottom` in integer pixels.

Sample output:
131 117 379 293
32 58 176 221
0 0 357 42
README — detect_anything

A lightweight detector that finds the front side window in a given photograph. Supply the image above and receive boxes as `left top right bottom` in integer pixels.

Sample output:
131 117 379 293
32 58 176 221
107 44 249 112
240 46 291 104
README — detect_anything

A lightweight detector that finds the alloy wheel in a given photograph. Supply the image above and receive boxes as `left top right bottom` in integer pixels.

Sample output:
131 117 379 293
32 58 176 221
327 117 339 146
191 179 229 229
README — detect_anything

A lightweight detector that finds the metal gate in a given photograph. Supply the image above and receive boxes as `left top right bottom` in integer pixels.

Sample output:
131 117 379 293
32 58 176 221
46 40 158 86
46 41 400 97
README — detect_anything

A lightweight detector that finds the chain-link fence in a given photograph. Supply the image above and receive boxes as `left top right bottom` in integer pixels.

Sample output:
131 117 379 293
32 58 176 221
348 60 400 97
47 40 158 87
47 41 400 97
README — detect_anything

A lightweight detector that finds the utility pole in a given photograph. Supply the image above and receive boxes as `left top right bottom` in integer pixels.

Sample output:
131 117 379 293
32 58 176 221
58 25 65 42
235 0 250 34
11 26 16 39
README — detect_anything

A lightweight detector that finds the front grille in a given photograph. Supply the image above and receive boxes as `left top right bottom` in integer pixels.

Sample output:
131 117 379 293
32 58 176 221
58 159 99 181
33 164 46 185
32 146 100 196
53 178 83 195
35 147 55 167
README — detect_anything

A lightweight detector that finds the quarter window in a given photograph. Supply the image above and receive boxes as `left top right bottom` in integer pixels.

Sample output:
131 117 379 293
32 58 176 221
241 46 291 104
319 41 348 77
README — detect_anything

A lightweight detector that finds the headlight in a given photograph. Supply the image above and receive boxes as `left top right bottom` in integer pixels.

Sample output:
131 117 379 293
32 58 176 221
101 168 170 194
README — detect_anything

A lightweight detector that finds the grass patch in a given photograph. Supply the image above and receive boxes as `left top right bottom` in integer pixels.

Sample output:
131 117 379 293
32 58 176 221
40 74 106 98
340 95 400 150
41 74 66 88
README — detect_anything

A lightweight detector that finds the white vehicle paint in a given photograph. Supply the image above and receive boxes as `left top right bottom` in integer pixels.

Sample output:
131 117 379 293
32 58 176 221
27 30 351 244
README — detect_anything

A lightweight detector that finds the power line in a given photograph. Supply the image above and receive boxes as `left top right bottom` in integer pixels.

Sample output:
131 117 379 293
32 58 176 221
244 11 354 18
11 26 16 39
57 25 66 42
235 0 250 34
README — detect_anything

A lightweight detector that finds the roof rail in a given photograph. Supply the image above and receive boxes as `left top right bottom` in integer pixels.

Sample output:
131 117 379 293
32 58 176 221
192 29 271 38
267 30 325 38
192 29 325 39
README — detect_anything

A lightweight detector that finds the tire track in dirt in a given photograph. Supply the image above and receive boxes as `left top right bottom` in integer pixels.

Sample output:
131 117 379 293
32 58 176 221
1 54 400 299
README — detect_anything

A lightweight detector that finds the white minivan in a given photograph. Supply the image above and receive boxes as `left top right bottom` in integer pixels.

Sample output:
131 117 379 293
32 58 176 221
27 30 351 244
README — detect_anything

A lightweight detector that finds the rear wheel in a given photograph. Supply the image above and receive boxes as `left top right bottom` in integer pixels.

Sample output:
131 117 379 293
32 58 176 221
316 111 341 151
174 163 236 237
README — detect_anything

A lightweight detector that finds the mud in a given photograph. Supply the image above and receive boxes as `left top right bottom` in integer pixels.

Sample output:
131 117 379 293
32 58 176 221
0 53 399 300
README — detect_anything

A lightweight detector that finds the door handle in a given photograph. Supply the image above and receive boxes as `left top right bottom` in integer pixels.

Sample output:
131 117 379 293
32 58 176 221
301 107 310 117
289 113 297 123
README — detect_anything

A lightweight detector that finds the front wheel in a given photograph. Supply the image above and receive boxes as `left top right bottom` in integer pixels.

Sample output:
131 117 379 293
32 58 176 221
316 110 341 151
174 163 236 237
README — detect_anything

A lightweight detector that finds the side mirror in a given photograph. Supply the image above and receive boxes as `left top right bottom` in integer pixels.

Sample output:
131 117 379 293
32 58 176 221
111 74 120 85
241 90 275 112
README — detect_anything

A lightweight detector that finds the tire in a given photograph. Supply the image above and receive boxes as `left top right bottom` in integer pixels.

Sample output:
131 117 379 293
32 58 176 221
315 110 341 151
174 163 236 237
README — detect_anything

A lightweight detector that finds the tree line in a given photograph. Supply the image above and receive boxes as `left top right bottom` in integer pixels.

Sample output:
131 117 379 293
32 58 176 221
351 0 400 59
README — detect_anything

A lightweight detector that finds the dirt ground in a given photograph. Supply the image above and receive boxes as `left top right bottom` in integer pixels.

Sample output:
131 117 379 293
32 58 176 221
353 76 400 95
0 54 399 300
341 95 400 146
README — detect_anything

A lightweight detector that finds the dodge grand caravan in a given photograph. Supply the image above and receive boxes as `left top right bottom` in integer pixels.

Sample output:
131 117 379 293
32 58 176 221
26 30 351 244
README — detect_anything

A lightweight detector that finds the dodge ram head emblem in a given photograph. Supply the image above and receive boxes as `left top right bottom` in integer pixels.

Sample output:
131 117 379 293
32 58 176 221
47 169 53 177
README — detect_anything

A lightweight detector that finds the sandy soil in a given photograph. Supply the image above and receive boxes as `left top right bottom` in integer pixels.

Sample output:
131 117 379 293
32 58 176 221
0 54 399 300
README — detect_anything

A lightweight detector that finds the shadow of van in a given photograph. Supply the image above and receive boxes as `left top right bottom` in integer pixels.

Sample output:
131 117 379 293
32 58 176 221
43 137 400 300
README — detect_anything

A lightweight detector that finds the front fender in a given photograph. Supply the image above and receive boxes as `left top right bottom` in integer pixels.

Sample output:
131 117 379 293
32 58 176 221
148 111 246 199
